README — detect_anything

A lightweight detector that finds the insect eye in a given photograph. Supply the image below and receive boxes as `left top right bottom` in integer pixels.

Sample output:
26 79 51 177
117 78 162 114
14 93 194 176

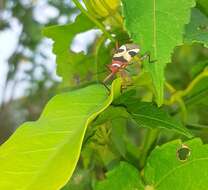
128 51 137 57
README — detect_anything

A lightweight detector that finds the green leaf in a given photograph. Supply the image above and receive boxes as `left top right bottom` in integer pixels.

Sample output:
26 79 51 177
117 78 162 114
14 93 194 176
43 14 95 88
0 79 122 190
93 106 130 126
94 162 144 190
95 106 130 158
122 0 195 105
115 96 193 138
91 106 142 164
184 8 208 47
144 138 208 189
197 0 208 17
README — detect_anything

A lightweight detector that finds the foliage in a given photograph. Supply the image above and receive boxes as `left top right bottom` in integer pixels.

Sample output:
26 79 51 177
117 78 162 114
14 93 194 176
0 0 208 190
95 138 208 190
185 8 208 47
43 14 95 88
114 95 192 138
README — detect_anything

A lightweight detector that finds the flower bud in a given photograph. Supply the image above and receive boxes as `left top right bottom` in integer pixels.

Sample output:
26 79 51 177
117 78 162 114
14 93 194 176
83 0 121 19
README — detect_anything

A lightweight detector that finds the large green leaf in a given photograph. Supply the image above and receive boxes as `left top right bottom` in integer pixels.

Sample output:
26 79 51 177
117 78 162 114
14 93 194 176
115 95 192 137
94 162 144 190
144 138 208 189
43 14 95 88
184 8 208 47
0 79 121 190
122 0 195 105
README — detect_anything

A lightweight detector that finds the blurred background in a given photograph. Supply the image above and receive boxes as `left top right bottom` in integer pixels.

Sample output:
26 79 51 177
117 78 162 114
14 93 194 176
0 0 83 143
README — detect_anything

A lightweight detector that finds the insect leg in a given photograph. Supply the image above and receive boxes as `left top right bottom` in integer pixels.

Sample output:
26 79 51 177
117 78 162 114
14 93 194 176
102 82 111 92
119 70 133 92
102 72 115 93
141 51 157 63
124 67 131 72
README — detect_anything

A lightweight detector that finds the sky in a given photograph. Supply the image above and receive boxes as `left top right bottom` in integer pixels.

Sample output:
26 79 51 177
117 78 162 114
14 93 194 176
0 4 58 103
0 18 21 103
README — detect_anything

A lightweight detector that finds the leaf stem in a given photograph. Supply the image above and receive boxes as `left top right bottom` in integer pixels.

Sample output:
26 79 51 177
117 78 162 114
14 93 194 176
167 67 208 102
72 0 114 42
165 82 188 122
165 67 208 122
180 67 208 97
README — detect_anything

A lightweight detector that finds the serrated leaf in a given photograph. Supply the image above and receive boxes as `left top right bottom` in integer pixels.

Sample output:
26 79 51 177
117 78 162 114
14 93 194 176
184 8 208 47
144 138 208 190
122 0 195 105
94 162 144 190
0 79 122 190
43 14 95 88
115 96 192 138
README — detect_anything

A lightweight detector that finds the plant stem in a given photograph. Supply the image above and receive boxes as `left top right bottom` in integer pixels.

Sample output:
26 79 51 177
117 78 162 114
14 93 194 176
165 82 176 93
140 128 159 169
168 68 208 101
165 68 208 122
180 68 208 97
165 82 188 122
72 0 114 42
177 98 188 123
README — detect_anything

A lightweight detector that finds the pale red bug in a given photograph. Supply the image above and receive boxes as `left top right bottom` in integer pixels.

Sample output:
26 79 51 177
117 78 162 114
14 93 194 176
102 43 155 91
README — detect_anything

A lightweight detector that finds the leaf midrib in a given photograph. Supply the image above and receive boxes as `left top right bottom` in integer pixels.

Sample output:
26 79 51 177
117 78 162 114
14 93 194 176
153 0 157 58
132 113 179 129
132 113 188 136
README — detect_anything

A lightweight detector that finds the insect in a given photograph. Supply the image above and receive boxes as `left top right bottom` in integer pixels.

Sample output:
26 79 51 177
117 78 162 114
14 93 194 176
103 43 154 90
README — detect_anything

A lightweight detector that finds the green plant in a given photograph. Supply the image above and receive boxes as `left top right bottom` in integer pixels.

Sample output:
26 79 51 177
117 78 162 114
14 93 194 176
0 0 208 189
